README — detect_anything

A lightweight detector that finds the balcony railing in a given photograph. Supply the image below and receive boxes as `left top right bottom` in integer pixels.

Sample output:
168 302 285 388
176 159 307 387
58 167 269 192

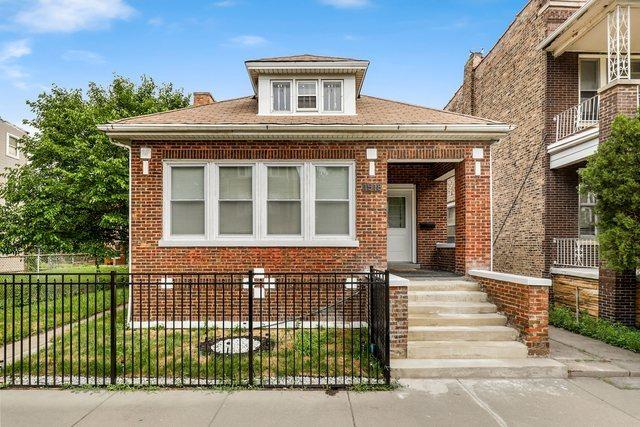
553 238 600 269
554 95 600 142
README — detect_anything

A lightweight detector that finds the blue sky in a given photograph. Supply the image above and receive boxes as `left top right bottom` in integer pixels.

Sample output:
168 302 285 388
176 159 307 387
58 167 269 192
0 0 525 130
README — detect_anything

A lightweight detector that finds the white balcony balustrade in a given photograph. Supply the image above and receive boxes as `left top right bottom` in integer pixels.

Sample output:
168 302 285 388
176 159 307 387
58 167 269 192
554 95 600 142
553 238 600 269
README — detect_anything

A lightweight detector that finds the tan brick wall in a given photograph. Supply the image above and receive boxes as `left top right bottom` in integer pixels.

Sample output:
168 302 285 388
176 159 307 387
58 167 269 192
471 274 550 356
446 1 582 277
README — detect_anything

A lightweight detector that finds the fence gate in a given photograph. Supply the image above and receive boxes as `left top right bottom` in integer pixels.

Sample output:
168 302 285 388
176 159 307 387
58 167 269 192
1 269 390 388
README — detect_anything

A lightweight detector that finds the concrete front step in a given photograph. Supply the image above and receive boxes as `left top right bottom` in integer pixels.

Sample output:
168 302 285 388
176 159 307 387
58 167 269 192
390 358 568 379
408 301 497 315
407 340 529 359
408 281 479 292
408 313 507 327
408 291 487 303
408 326 518 341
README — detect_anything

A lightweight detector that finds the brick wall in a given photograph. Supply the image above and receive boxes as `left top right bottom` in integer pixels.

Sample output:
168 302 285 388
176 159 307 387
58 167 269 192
446 1 583 277
130 140 490 274
470 273 550 356
435 247 455 272
389 285 408 358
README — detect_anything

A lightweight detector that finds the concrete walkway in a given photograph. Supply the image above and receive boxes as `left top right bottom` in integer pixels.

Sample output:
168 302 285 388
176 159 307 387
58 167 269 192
550 326 640 377
2 378 640 426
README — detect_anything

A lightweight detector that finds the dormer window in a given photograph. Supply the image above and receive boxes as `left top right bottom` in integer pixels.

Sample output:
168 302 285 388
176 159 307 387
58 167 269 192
297 81 318 111
272 81 292 112
323 81 343 112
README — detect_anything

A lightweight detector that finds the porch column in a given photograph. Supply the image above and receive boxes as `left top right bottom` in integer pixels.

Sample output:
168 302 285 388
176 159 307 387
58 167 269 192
607 4 631 82
597 56 638 327
454 148 491 274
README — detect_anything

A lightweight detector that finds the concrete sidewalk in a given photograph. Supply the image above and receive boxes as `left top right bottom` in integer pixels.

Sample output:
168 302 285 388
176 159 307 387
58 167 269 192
2 378 640 426
550 326 640 377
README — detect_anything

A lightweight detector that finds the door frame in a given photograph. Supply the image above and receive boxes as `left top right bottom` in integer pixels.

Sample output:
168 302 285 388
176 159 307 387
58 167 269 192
387 183 417 264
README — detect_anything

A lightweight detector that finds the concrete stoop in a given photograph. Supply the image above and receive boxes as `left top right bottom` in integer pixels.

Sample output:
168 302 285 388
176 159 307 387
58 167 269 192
393 278 568 379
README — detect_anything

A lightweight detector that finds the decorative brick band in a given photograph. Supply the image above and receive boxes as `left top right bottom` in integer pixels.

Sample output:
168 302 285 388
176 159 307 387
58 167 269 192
469 270 550 356
163 147 356 160
389 285 408 359
387 146 465 161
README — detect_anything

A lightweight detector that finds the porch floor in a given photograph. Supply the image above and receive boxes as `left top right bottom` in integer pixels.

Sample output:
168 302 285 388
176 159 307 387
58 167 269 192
388 262 462 280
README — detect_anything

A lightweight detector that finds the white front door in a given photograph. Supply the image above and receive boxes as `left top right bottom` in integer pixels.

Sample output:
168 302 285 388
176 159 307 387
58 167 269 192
387 186 415 263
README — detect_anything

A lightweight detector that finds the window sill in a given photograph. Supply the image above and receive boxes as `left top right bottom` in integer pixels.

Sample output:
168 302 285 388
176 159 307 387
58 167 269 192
435 242 455 249
158 239 360 248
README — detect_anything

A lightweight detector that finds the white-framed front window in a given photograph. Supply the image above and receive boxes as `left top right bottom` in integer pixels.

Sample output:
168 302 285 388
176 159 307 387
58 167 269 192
271 80 292 112
161 160 357 247
296 81 318 111
6 133 19 159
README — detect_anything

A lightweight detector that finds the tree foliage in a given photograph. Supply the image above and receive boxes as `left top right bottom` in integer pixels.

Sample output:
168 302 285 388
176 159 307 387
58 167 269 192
580 113 640 271
0 76 190 258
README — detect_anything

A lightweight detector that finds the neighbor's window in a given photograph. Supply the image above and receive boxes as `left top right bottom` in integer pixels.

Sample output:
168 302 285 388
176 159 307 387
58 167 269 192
579 191 597 238
315 166 350 235
6 134 19 159
219 166 253 235
446 177 456 243
170 166 205 236
267 166 302 235
297 81 318 110
272 81 291 112
579 59 599 103
323 81 343 112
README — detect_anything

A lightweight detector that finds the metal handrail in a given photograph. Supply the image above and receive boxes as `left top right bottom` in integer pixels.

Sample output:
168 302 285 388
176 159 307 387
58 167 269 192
554 95 600 142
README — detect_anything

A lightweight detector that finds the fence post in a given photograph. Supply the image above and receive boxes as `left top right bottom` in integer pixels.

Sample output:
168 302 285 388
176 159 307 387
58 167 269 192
109 270 117 385
384 269 391 385
247 270 254 386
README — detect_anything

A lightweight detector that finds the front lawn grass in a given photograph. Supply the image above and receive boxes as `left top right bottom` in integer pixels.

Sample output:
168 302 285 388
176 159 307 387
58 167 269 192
550 305 640 353
0 265 129 343
6 308 385 385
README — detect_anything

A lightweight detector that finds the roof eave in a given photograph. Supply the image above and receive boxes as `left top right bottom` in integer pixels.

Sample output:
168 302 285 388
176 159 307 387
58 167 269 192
97 123 513 142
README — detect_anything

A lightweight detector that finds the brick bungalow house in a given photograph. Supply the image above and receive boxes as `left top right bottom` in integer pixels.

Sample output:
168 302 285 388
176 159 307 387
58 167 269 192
101 54 579 378
446 0 639 327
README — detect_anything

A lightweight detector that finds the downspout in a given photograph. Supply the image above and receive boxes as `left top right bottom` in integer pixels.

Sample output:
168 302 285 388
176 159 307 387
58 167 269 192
489 144 494 271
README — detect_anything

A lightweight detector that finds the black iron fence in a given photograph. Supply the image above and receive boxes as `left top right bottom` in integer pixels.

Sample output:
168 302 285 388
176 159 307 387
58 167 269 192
1 269 390 388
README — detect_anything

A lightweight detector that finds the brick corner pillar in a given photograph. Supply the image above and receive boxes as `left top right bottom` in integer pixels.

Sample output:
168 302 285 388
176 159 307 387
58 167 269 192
454 149 491 275
389 284 408 359
598 267 637 327
596 80 639 327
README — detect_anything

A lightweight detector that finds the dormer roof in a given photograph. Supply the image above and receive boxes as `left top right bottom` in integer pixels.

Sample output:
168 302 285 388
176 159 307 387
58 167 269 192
245 54 370 96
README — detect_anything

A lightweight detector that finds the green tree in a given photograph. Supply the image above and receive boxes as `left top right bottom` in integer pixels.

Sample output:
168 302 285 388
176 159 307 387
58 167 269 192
580 113 640 271
0 76 189 259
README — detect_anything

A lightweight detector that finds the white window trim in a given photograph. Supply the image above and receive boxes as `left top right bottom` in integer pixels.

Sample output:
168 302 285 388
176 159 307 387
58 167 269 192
269 78 344 115
270 80 293 114
578 191 597 239
6 133 20 160
160 159 358 247
321 80 344 114
296 80 318 112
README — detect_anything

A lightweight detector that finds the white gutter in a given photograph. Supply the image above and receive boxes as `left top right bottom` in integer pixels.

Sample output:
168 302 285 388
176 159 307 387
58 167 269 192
97 123 514 141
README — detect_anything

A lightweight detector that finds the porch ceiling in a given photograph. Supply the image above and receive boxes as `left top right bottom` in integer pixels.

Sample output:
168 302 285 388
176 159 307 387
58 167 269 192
541 0 640 56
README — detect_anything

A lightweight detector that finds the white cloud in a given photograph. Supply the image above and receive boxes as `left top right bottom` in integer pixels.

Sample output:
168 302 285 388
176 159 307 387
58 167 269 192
319 0 370 8
213 0 237 6
62 49 105 64
16 0 134 33
229 35 267 46
147 17 164 26
0 39 31 62
0 39 31 89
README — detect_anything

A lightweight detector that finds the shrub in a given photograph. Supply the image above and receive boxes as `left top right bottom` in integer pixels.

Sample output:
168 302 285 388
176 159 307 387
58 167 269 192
550 305 640 353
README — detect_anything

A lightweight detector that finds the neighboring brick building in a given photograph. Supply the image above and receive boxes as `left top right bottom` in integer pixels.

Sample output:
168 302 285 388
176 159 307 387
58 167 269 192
447 0 639 326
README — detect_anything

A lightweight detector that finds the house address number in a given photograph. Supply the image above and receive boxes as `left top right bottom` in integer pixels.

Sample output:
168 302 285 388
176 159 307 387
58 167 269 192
361 183 382 193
